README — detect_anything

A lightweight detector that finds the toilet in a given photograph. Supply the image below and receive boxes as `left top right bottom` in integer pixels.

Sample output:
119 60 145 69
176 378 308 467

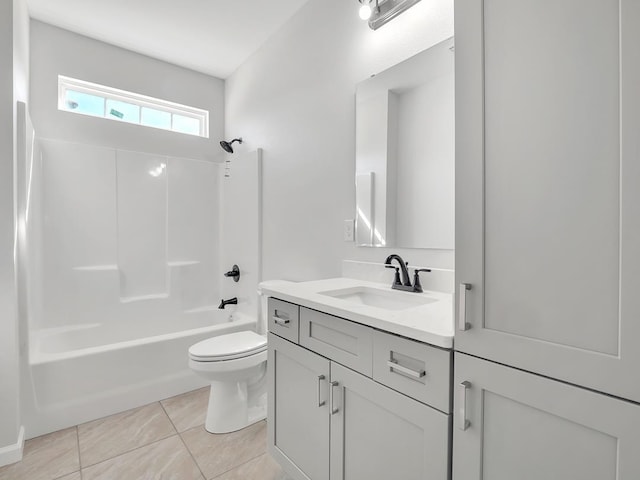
188 331 267 434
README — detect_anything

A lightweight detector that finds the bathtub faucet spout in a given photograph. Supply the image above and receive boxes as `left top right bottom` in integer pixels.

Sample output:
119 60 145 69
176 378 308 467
218 297 238 309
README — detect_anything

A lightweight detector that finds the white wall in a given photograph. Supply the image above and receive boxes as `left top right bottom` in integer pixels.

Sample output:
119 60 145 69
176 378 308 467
226 0 455 283
0 0 29 460
30 20 225 161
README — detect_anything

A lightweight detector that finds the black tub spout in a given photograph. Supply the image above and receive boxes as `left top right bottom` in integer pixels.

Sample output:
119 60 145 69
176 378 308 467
218 297 238 309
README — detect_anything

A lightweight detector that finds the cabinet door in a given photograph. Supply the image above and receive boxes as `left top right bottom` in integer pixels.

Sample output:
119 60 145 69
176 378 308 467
453 353 640 480
268 333 330 480
455 0 640 402
330 362 450 480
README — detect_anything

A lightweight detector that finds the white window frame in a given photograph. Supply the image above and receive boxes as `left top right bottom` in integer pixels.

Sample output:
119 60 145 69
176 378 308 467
58 75 209 138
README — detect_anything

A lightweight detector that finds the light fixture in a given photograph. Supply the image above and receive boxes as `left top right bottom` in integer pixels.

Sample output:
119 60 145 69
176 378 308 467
359 0 374 20
357 0 422 30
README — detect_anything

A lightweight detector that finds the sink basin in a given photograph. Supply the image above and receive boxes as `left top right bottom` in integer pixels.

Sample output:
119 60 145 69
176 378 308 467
318 286 437 311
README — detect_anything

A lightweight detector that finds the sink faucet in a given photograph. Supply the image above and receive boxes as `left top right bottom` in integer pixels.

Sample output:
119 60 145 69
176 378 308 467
384 254 431 293
385 254 412 287
218 297 238 309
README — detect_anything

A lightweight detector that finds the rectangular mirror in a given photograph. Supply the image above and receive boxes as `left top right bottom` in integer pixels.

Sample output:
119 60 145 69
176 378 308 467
355 37 454 249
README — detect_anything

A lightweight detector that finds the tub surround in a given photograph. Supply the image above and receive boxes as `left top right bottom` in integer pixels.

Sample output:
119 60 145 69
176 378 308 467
260 277 453 348
37 139 222 330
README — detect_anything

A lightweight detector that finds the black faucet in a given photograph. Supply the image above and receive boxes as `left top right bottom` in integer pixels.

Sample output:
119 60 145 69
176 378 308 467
218 297 238 309
385 254 412 287
384 254 431 293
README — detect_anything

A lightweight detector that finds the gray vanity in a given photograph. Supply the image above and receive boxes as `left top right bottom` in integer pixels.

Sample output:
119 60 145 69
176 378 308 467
261 278 453 480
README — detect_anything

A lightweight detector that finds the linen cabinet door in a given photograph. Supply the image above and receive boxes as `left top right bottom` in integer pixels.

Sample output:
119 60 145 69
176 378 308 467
455 0 640 401
452 353 640 480
268 333 330 480
329 362 450 480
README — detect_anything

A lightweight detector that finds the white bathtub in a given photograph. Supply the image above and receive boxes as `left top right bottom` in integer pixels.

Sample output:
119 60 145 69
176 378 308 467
25 309 256 438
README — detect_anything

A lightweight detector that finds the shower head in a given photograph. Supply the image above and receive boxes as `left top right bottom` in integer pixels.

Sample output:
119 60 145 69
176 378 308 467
220 137 242 153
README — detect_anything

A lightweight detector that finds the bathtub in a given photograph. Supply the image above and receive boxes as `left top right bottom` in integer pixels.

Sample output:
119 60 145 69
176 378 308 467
24 309 256 438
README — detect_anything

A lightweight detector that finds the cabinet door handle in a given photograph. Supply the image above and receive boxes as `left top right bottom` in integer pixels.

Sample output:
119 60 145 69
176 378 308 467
387 360 426 379
317 375 326 407
457 381 471 431
458 283 472 331
330 381 340 415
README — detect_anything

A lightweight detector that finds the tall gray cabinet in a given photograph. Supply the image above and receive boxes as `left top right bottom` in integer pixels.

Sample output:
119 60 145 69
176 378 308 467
454 0 640 478
453 353 640 479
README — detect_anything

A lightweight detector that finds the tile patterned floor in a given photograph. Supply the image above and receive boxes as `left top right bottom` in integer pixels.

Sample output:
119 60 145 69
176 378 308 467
0 387 289 480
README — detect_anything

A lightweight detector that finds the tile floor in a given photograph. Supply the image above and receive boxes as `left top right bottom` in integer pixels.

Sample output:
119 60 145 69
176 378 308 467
0 388 289 480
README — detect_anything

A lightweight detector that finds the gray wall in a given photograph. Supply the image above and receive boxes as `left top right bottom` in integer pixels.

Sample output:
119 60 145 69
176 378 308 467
30 20 225 161
226 0 455 283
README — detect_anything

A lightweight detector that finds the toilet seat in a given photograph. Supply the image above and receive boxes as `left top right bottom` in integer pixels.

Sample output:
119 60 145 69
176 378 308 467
189 331 267 362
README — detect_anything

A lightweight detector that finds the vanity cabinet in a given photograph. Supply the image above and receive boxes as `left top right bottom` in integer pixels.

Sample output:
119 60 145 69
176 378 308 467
453 353 640 480
268 333 330 480
330 362 450 480
267 298 452 480
455 0 640 403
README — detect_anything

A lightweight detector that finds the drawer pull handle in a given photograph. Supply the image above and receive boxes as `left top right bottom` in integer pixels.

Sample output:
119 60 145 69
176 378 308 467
273 309 291 326
317 375 326 407
387 360 426 379
458 381 471 431
273 316 290 326
458 283 472 331
330 381 340 415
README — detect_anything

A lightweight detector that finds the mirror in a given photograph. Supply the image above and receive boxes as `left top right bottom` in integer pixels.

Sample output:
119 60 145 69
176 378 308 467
355 37 454 249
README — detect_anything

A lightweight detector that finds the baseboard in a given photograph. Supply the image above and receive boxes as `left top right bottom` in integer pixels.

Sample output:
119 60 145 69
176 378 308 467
0 426 25 467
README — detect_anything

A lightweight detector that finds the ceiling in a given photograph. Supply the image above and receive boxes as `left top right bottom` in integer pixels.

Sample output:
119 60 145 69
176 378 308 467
27 0 310 79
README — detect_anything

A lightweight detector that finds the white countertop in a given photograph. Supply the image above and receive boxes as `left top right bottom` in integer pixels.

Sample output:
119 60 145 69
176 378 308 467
259 278 454 349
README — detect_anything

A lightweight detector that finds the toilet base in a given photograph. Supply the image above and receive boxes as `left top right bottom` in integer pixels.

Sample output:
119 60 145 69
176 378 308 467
204 373 267 434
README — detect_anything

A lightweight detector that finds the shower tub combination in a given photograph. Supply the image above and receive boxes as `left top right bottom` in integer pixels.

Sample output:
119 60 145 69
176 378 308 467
26 309 256 437
21 137 263 437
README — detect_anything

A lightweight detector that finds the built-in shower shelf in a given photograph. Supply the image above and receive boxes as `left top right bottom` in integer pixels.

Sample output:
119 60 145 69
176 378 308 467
120 293 169 303
73 265 118 271
167 260 200 267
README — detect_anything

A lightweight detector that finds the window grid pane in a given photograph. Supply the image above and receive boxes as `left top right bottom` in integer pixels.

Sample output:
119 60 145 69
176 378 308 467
58 76 209 138
64 90 106 117
141 107 172 130
106 99 141 124
172 114 201 136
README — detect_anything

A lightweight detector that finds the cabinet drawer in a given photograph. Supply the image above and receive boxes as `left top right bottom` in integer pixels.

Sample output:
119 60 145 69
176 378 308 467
373 330 451 413
268 298 300 343
299 308 373 376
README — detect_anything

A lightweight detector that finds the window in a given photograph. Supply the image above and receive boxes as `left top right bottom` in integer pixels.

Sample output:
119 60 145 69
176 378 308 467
58 76 209 138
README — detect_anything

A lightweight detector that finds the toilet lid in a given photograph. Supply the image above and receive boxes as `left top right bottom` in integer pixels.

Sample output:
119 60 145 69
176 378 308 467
189 331 267 361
